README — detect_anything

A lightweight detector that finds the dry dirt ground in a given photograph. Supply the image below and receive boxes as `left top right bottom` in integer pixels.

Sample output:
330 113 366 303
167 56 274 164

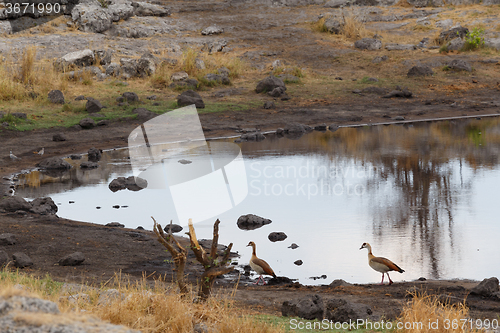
1 0 500 323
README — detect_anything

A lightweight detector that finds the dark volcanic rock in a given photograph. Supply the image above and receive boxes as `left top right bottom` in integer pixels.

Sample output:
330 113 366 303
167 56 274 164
236 132 266 143
87 147 102 162
0 197 32 212
132 108 156 120
106 222 125 228
255 76 286 94
177 90 205 108
407 65 434 77
13 252 33 268
237 214 272 230
163 224 183 233
79 118 95 129
48 90 65 104
471 277 499 297
383 88 413 98
282 294 324 320
263 101 275 109
268 232 287 242
53 133 67 142
325 298 373 322
30 197 58 215
0 250 9 266
449 59 472 72
85 98 104 113
36 157 72 170
59 252 85 266
0 233 16 245
437 26 469 44
294 260 303 266
80 162 99 169
122 92 139 102
354 38 382 50
108 176 147 192
288 243 299 249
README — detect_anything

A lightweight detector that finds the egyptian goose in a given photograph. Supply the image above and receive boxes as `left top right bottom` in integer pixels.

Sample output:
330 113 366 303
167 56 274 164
247 241 276 285
360 242 404 285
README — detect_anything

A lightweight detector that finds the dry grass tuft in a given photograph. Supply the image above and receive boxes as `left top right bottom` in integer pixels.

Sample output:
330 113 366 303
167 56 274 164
312 17 328 33
398 292 480 333
341 12 371 40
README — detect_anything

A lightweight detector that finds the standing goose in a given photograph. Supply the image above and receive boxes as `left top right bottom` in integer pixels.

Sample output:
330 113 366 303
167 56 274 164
247 241 276 285
360 242 404 285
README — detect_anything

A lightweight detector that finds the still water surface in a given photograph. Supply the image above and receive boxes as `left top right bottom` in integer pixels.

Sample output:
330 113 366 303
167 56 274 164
16 118 500 285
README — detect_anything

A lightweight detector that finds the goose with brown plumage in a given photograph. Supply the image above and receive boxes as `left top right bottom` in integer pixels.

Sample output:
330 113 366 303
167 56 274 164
360 242 404 285
247 241 276 285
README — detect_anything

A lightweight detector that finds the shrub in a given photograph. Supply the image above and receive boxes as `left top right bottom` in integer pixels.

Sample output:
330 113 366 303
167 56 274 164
461 27 485 51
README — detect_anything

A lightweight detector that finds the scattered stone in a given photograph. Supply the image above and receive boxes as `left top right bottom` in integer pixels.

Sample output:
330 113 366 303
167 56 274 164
30 197 58 215
471 277 499 297
202 39 227 53
146 95 157 100
236 132 266 142
268 232 287 242
132 108 156 120
323 17 343 34
268 86 286 97
105 63 121 77
201 26 224 35
70 154 82 160
263 101 275 109
383 88 413 98
109 176 147 192
56 49 95 70
80 162 99 169
48 90 65 104
37 157 72 170
59 252 85 266
0 250 9 267
255 76 286 94
97 120 109 126
329 125 339 132
132 1 171 17
360 86 389 95
407 65 434 77
106 222 125 228
204 73 230 85
284 123 312 134
294 260 303 266
85 98 104 113
120 58 139 78
171 71 189 82
354 38 382 50
88 147 102 162
436 19 453 28
75 95 85 101
0 233 16 245
372 55 388 63
385 43 416 51
449 59 472 72
163 224 183 233
11 112 27 119
79 118 95 129
282 295 324 320
393 116 405 121
177 90 205 108
122 92 139 102
195 58 206 70
329 279 353 287
13 252 33 268
314 124 328 131
437 26 469 44
288 243 299 249
485 38 500 50
52 133 67 142
0 197 31 212
237 214 272 230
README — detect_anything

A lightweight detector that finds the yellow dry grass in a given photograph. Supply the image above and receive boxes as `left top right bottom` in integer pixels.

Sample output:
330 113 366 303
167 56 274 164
398 292 481 333
0 269 283 333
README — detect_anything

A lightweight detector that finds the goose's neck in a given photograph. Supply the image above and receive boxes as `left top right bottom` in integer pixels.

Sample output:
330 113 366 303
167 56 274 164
251 244 257 256
366 245 373 257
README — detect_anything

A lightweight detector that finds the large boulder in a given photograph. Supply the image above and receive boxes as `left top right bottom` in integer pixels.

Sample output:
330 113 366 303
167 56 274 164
471 277 499 297
204 73 230 85
120 58 139 78
449 59 472 72
255 76 286 94
268 232 287 242
237 214 272 230
30 197 58 215
71 4 113 33
354 38 382 50
282 295 324 320
137 52 158 77
36 157 72 170
0 197 32 212
177 90 205 108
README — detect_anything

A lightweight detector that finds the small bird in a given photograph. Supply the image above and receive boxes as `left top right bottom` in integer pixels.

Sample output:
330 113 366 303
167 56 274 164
9 151 20 160
360 242 404 285
34 148 44 155
247 241 276 285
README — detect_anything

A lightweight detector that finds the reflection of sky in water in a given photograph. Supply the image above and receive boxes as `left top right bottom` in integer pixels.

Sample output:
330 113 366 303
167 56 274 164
16 119 500 285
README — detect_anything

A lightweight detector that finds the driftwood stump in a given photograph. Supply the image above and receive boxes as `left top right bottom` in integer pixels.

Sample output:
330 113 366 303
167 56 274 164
152 217 188 295
187 218 234 300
